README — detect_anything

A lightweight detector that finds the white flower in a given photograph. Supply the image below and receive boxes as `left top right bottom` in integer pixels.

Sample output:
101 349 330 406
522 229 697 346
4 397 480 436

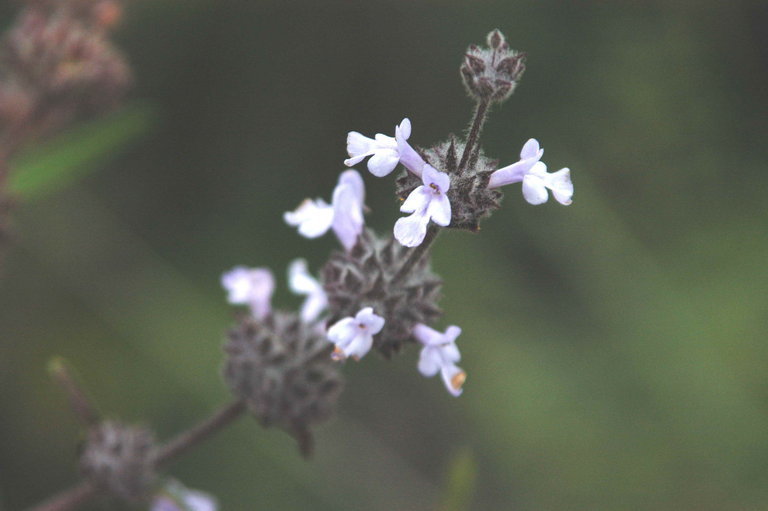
345 118 426 178
413 323 466 397
393 164 451 247
151 480 217 511
487 138 544 188
282 198 334 238
288 258 327 323
221 266 274 320
521 162 573 205
487 138 573 205
326 307 385 361
284 170 365 251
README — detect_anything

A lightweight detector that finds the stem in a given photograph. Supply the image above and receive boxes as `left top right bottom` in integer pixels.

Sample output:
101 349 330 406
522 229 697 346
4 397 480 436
457 99 490 174
48 358 100 427
154 400 246 466
391 225 440 286
24 400 247 511
24 483 98 511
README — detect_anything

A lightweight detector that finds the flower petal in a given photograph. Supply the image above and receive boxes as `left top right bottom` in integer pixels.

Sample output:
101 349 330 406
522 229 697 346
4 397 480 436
418 347 441 377
284 199 334 238
346 132 374 159
367 149 400 177
423 165 450 192
394 212 429 247
440 364 466 397
288 259 316 294
327 317 357 348
396 127 425 178
344 331 374 360
398 118 412 140
400 186 429 214
337 169 365 205
439 342 461 365
520 138 543 160
332 184 364 251
548 167 573 205
487 159 536 188
412 323 442 346
356 307 385 334
301 293 327 323
522 174 549 205
427 194 451 226
443 325 462 344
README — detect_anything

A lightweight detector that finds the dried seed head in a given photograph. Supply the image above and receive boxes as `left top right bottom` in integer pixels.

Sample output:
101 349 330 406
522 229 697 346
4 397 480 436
395 137 504 231
79 421 158 502
322 229 443 358
223 312 343 457
1 7 131 118
460 29 526 104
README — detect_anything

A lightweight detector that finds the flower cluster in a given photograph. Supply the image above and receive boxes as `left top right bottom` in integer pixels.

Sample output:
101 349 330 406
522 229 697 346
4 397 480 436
221 265 343 457
222 28 574 452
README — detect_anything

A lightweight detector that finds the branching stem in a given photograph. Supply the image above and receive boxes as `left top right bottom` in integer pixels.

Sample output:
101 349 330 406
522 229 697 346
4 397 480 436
24 400 247 511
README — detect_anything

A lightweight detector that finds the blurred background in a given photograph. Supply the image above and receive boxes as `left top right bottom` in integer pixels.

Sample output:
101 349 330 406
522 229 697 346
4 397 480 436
2 0 768 509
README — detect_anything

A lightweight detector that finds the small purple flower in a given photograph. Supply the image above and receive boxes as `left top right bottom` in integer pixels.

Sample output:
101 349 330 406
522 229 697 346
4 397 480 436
345 118 426 178
284 170 365 251
413 323 466 397
326 307 385 361
487 138 573 205
394 164 451 247
151 480 217 511
521 162 573 205
221 266 275 320
288 258 327 323
487 138 544 188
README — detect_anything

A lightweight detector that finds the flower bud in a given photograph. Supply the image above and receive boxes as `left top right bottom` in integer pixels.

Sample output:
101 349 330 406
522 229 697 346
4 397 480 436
487 29 504 50
460 29 526 104
79 421 158 502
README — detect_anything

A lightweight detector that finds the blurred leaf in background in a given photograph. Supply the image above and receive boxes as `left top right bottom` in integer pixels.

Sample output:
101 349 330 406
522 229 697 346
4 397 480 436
9 104 156 201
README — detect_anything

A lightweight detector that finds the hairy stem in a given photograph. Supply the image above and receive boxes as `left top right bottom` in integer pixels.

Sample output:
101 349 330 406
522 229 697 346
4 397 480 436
391 225 440 286
24 483 98 511
48 358 100 427
24 400 247 511
457 99 490 174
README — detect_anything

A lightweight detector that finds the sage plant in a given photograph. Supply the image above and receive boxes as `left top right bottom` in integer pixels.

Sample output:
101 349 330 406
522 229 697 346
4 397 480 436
26 28 573 511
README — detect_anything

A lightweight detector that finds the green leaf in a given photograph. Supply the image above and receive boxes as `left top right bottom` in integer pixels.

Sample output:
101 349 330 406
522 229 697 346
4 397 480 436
8 103 156 200
437 447 477 511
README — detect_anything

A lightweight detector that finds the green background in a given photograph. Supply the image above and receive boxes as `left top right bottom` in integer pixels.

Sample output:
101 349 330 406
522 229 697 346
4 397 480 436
2 1 767 509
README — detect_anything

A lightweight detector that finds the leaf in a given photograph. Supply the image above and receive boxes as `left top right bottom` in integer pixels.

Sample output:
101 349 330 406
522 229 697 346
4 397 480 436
437 447 477 511
8 103 156 201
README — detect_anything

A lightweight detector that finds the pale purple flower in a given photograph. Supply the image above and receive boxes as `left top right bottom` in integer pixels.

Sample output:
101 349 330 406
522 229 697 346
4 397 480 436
151 480 217 511
284 170 365 250
221 266 275 320
282 198 334 238
393 164 451 247
345 118 426 178
413 323 466 397
288 258 327 323
487 138 573 205
520 162 573 205
487 138 544 188
326 307 385 361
